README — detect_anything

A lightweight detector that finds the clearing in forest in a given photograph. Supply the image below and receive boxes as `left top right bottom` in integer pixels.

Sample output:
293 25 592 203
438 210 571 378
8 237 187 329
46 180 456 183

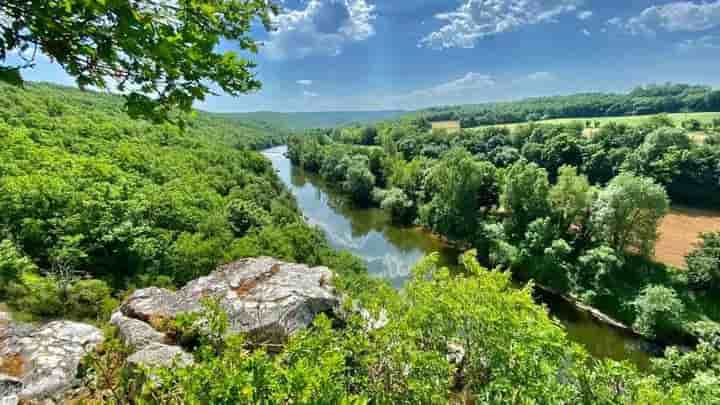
655 206 720 268
431 120 461 132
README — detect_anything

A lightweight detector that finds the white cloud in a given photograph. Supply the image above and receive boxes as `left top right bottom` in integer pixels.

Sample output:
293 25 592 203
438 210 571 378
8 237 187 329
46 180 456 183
677 35 720 50
577 10 593 20
610 1 720 36
297 79 313 86
264 0 376 59
526 71 556 81
303 90 320 97
419 0 583 49
411 72 496 97
582 28 591 36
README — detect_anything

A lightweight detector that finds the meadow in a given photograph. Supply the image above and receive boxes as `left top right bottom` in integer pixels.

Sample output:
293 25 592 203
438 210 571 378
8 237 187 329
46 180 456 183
656 207 720 268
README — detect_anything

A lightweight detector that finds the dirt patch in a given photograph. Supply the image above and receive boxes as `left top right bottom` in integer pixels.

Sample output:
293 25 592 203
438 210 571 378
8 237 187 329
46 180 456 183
431 121 461 132
0 353 25 377
655 206 720 268
233 264 281 297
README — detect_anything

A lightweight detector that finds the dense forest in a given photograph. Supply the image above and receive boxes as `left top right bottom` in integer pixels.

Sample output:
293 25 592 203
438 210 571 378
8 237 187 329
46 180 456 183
220 110 407 130
416 84 720 127
288 115 720 347
1 82 719 403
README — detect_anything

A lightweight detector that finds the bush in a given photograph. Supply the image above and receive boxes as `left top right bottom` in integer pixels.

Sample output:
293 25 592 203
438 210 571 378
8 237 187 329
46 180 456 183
379 188 414 224
631 285 685 338
67 279 117 321
227 199 271 236
0 239 36 298
686 232 720 291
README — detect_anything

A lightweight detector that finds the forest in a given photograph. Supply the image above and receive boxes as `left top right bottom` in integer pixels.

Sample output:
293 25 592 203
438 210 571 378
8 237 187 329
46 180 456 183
416 84 720 128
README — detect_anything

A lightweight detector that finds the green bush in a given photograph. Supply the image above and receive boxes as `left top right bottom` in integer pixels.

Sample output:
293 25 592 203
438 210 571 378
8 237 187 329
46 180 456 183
0 239 36 298
631 285 685 338
67 279 117 321
227 199 271 236
686 232 720 291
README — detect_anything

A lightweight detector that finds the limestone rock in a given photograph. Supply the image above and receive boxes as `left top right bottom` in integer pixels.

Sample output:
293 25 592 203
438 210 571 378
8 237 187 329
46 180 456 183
120 257 338 343
126 343 194 369
0 314 103 403
110 312 166 350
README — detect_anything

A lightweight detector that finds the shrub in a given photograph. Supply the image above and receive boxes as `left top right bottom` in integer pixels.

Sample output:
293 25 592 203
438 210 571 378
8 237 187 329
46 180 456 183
0 239 36 298
67 279 117 321
686 232 720 291
227 199 271 236
631 285 685 338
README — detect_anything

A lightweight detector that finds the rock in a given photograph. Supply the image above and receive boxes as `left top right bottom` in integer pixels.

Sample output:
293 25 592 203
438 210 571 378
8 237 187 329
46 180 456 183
126 343 194 369
120 257 338 343
0 314 103 403
110 312 166 350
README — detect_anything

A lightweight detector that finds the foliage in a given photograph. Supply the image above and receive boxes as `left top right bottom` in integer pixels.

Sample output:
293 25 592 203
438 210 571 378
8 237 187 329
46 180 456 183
500 161 551 239
631 285 685 338
0 238 36 297
1 0 278 122
591 173 669 257
685 232 720 291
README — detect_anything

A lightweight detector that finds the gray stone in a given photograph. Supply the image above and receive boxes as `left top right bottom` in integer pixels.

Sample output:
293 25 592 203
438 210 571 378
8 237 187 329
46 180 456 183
110 312 166 350
0 374 21 399
121 257 338 343
0 315 103 403
126 343 193 369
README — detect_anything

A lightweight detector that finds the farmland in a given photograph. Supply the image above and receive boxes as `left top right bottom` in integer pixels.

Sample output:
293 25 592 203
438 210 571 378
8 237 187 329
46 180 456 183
656 206 720 269
470 111 719 131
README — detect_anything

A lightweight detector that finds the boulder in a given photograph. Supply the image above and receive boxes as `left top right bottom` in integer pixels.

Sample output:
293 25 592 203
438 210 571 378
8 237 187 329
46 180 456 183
126 343 194 369
0 313 103 403
119 257 338 344
110 312 167 350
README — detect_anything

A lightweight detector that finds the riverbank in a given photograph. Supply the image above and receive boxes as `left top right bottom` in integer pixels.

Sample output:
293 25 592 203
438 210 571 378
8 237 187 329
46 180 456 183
265 145 655 368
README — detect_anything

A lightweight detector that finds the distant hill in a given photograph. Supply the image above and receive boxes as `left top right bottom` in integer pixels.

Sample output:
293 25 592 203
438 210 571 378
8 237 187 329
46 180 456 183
218 110 407 130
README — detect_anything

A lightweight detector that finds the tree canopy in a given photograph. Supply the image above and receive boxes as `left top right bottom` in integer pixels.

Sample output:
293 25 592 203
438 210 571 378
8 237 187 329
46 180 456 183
0 0 278 121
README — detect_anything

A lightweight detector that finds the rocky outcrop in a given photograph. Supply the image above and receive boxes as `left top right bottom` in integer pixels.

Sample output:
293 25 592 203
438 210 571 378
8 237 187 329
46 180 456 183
0 312 103 404
113 257 339 366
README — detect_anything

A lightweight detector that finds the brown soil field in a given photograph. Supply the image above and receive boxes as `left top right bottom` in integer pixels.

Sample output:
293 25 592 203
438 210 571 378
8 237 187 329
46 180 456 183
431 120 461 132
655 206 720 268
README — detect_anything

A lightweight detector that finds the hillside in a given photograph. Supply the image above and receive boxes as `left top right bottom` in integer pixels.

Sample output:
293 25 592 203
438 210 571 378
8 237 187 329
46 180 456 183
219 110 406 130
413 83 720 127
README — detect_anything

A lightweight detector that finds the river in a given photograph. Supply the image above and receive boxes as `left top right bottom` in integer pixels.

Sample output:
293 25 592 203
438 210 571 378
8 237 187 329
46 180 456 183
263 145 656 369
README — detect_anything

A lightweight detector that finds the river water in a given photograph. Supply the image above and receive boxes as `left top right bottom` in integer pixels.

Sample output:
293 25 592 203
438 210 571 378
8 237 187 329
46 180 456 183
263 145 655 369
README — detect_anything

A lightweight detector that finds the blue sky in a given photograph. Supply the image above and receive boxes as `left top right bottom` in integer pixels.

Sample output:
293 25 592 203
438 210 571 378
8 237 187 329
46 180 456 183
12 0 720 112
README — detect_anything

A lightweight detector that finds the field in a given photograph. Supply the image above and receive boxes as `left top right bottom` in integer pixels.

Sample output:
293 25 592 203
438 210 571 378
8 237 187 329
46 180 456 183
472 112 719 135
431 120 461 132
655 206 720 268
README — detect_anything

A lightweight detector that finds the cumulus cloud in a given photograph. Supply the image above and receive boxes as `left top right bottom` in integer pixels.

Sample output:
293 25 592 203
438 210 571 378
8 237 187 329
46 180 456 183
677 35 720 50
609 1 720 36
303 90 320 97
582 28 591 36
264 0 376 59
411 72 496 97
419 0 583 49
297 79 313 86
577 10 593 20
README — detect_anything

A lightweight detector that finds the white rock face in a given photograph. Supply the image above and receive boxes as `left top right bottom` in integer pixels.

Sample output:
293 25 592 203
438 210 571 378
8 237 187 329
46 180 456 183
0 313 103 403
114 257 340 366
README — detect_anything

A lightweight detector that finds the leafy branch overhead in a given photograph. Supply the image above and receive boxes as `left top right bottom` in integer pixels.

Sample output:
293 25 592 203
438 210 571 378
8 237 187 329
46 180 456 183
0 0 279 122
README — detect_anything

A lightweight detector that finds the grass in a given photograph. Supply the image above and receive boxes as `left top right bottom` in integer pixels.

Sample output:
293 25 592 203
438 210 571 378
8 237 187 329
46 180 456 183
471 112 720 132
655 206 720 269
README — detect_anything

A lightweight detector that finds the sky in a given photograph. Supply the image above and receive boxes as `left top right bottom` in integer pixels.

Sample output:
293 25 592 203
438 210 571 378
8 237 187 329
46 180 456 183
10 0 720 112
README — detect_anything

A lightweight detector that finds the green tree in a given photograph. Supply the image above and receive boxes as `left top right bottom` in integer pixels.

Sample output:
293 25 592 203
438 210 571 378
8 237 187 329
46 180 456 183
1 0 278 121
549 165 594 235
342 155 375 204
501 161 551 239
686 232 720 291
591 173 669 257
631 285 685 338
0 239 36 297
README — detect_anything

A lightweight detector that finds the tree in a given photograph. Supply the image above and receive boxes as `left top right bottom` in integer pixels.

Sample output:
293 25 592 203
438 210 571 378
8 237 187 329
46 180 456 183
0 0 278 122
378 188 414 224
501 161 551 239
686 232 720 291
631 285 685 338
343 155 375 204
549 165 594 235
591 173 669 257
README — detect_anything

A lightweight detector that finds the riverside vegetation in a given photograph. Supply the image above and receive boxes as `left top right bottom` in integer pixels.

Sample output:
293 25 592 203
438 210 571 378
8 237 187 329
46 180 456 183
1 82 719 403
2 0 720 401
